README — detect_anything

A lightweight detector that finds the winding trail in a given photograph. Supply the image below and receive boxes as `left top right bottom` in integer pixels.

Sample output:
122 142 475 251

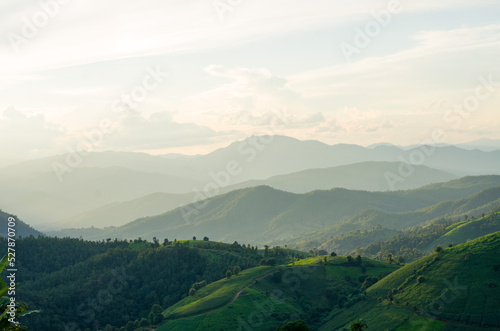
168 269 277 320
230 270 276 303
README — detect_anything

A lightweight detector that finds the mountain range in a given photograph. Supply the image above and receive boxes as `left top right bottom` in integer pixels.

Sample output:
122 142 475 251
48 176 500 245
3 135 500 230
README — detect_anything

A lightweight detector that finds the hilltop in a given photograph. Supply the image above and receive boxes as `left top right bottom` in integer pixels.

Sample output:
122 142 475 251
0 210 44 238
158 254 400 330
53 176 500 245
323 231 500 330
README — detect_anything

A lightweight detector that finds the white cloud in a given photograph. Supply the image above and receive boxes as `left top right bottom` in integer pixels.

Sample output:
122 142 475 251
289 24 500 109
0 107 66 159
1 0 495 74
100 111 225 151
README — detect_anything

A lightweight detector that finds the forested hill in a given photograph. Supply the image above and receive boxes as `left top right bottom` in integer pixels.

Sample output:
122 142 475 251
3 236 293 330
0 210 44 238
60 175 500 244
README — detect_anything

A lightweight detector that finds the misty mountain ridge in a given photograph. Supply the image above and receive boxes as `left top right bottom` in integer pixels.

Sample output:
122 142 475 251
47 176 500 245
2 135 500 229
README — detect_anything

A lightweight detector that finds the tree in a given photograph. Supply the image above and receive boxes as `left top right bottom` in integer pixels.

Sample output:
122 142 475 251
355 255 362 265
193 236 196 240
226 270 233 279
361 276 378 290
346 255 353 265
264 245 269 257
350 319 368 331
233 265 241 276
330 251 337 257
163 238 169 246
152 237 159 247
260 258 276 266
149 304 164 324
276 319 310 330
417 275 424 284
387 253 393 264
435 245 443 253
203 236 209 241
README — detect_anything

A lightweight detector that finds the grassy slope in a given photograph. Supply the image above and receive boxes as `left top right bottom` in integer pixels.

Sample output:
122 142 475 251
425 210 500 250
163 266 275 319
322 232 500 330
159 256 400 331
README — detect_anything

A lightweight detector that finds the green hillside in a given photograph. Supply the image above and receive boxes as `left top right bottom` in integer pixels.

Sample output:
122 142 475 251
274 186 500 256
65 176 500 244
344 186 500 231
6 236 268 330
426 208 500 250
158 255 400 331
322 232 500 330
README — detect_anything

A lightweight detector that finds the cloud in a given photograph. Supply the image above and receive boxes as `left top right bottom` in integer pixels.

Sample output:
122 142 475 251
289 24 500 110
2 0 494 75
0 107 66 159
102 111 224 151
184 65 300 126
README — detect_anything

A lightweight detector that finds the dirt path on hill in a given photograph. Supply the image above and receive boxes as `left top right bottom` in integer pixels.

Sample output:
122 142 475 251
230 270 276 303
166 270 277 321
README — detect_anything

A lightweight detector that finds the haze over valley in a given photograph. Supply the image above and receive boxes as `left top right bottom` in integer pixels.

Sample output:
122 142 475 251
1 1 500 330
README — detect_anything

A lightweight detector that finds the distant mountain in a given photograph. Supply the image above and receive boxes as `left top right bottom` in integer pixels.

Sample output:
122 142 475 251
0 166 203 227
225 161 456 193
456 137 500 151
54 191 193 229
4 135 500 228
282 186 500 254
0 210 44 238
52 161 454 229
6 135 500 182
51 176 500 244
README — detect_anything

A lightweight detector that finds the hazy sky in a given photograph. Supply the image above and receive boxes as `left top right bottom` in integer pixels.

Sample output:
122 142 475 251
1 0 500 159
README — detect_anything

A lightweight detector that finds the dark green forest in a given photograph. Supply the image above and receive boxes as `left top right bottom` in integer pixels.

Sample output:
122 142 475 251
0 236 301 330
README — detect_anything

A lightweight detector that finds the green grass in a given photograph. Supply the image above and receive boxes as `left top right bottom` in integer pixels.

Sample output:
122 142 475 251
158 287 299 331
426 212 500 250
346 232 500 329
164 266 275 319
160 255 401 330
395 315 446 331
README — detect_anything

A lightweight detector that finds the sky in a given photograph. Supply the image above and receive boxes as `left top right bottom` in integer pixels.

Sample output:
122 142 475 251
1 0 500 159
